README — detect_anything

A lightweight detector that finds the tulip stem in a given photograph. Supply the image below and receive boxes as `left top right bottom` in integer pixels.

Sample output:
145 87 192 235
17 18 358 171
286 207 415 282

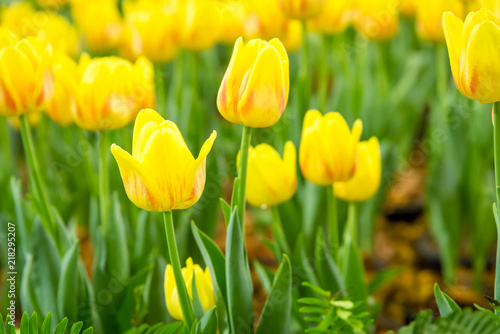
297 21 310 121
271 206 291 261
99 131 109 232
236 126 252 230
163 211 195 328
327 186 339 253
344 202 358 246
493 101 500 306
19 114 60 253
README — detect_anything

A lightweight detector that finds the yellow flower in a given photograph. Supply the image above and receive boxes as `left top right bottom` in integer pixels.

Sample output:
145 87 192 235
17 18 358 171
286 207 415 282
36 12 81 58
299 110 363 186
280 20 303 52
400 0 416 17
120 0 178 62
242 141 297 208
307 0 352 35
217 1 245 45
415 0 463 42
71 56 155 130
164 258 216 321
443 8 500 103
334 137 381 202
279 0 325 20
8 111 43 130
177 0 221 51
46 54 80 126
352 0 400 41
217 37 289 128
36 0 69 8
0 37 54 117
111 109 217 212
0 2 37 37
0 28 18 48
482 0 500 17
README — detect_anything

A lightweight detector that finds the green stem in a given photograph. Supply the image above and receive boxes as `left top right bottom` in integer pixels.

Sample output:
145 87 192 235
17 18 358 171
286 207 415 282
154 63 166 116
345 202 358 246
327 186 338 252
493 101 500 304
19 114 60 252
298 21 309 116
163 211 195 328
99 131 109 233
235 126 252 230
271 206 290 261
318 34 329 112
436 44 448 109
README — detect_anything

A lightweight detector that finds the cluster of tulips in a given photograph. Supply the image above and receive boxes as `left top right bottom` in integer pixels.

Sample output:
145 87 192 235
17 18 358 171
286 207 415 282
4 0 500 332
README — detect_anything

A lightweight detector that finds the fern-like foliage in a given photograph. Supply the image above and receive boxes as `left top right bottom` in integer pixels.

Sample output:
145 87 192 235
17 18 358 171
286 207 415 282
123 322 183 334
0 312 93 334
396 308 500 334
298 282 373 334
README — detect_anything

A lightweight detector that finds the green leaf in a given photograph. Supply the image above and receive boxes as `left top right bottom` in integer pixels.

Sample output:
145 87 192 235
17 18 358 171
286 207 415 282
70 322 83 334
230 178 240 210
0 314 4 334
57 241 80 321
20 313 29 333
220 198 231 226
342 242 368 306
194 308 218 334
301 282 330 298
5 316 14 334
81 328 94 334
434 283 461 317
42 313 53 334
255 255 292 334
252 261 273 294
225 208 254 334
191 272 207 320
29 313 38 334
54 318 68 334
109 192 131 282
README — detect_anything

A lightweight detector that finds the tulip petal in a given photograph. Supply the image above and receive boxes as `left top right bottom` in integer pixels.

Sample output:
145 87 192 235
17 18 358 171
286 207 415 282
132 108 165 155
269 38 289 101
443 11 467 96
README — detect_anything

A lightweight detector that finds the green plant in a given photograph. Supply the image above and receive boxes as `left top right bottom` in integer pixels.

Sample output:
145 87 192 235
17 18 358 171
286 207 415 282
0 312 93 334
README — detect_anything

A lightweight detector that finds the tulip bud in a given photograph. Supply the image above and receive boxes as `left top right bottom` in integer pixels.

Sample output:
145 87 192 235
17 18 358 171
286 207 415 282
0 37 54 117
241 141 297 208
164 258 216 321
443 9 500 103
334 137 381 202
217 37 289 128
299 110 363 186
279 0 325 20
111 109 217 212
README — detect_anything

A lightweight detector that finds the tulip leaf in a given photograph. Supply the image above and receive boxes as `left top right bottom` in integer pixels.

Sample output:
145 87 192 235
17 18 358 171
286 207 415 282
315 228 345 295
253 261 273 294
225 208 254 334
57 241 80 322
219 198 231 226
194 308 218 334
20 313 29 334
191 272 207 320
42 313 52 334
255 255 292 334
54 318 68 334
434 283 461 317
342 241 368 309
29 312 38 334
110 192 131 282
70 322 83 334
5 316 14 334
293 234 321 288
230 178 240 210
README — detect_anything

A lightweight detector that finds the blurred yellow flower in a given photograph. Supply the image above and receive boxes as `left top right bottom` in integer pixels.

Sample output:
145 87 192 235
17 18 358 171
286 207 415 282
8 111 43 130
36 12 81 58
400 0 416 17
279 0 325 20
164 258 216 321
242 141 297 208
443 9 500 103
0 28 18 48
36 0 69 9
111 109 216 212
71 56 155 130
280 20 303 52
177 0 221 51
299 110 362 186
307 0 352 35
415 0 463 42
217 37 289 128
334 137 381 202
0 37 54 117
352 0 400 41
0 2 38 37
120 0 178 62
217 1 245 45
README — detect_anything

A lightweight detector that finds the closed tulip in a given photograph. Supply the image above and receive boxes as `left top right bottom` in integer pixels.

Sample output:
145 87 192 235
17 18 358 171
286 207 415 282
164 258 216 321
443 9 500 103
0 37 54 117
217 1 245 45
334 137 381 202
242 141 297 208
415 0 463 42
352 0 399 41
71 56 155 130
307 0 352 35
217 37 289 128
299 110 363 186
111 109 217 212
177 0 221 51
36 12 81 58
279 0 325 20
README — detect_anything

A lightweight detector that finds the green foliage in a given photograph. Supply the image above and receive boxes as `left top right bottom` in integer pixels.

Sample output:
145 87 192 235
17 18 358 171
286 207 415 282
0 312 93 334
298 282 372 334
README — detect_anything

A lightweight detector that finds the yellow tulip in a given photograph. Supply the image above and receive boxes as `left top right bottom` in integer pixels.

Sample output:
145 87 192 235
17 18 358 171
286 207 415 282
111 109 217 212
164 258 216 321
46 54 80 126
334 137 381 202
177 0 221 51
415 0 463 42
352 0 400 41
36 0 69 8
0 28 18 48
400 0 416 17
280 20 303 52
279 0 325 20
0 2 37 37
307 0 352 35
120 0 178 62
217 37 289 128
482 0 500 16
443 9 500 103
71 56 155 130
217 1 245 45
242 141 297 208
299 110 363 186
0 37 54 117
36 12 81 58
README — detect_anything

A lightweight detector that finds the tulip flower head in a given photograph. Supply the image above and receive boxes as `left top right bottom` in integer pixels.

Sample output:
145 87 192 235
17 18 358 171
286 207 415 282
299 110 363 186
242 141 297 208
0 28 18 48
111 109 217 212
307 0 352 35
177 0 221 51
352 0 399 41
415 0 463 42
164 257 216 320
217 37 289 128
71 55 155 130
0 37 54 117
334 137 381 202
443 9 500 103
279 0 325 20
